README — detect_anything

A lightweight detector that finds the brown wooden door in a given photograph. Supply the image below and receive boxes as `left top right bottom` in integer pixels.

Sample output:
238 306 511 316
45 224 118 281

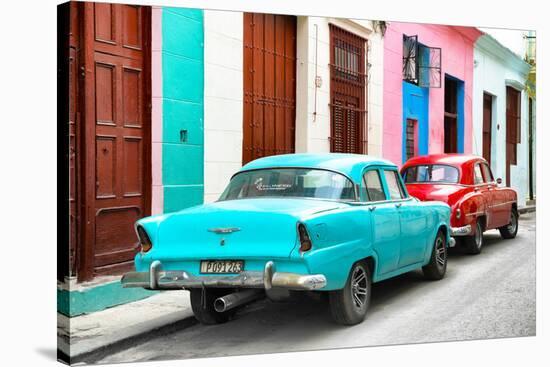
243 13 296 165
482 93 493 164
78 3 151 280
505 86 521 186
329 25 367 154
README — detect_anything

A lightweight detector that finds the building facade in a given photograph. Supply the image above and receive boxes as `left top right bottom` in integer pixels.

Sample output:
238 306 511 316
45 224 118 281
60 2 535 317
382 23 482 165
472 34 532 206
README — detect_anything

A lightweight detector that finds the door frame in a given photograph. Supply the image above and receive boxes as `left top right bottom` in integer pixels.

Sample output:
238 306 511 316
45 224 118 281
75 3 152 281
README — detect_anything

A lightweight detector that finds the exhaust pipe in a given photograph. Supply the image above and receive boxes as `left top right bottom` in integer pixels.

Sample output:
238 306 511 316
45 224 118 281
213 289 264 313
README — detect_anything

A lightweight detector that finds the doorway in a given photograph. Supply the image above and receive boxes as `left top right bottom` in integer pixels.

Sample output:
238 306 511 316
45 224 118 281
242 13 297 164
69 2 152 281
444 77 458 153
482 93 493 164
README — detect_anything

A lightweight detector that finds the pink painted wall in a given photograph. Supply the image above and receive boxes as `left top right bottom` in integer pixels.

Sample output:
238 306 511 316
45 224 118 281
383 23 482 166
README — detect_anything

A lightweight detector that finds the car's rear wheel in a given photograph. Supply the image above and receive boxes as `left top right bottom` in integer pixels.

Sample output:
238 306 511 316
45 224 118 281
189 288 236 325
329 261 371 325
422 230 447 280
499 207 519 239
464 219 483 255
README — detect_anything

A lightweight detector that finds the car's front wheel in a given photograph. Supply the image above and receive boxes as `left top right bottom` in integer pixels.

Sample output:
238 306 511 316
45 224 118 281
189 288 236 325
499 207 519 239
329 261 371 325
422 230 447 280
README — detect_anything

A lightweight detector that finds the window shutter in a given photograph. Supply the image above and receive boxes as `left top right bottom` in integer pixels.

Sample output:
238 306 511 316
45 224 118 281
418 45 442 88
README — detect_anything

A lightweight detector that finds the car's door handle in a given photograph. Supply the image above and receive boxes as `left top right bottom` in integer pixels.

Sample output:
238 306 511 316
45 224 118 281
368 206 377 212
395 203 402 208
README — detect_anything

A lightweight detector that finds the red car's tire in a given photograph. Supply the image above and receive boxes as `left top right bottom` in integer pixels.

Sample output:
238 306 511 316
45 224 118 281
464 220 483 255
499 208 519 239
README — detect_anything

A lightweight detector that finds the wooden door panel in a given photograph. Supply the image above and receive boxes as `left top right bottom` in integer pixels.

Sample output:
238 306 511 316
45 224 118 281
121 5 142 49
95 61 116 125
122 67 142 127
94 206 141 267
243 13 296 164
122 137 143 196
75 3 150 279
96 135 117 198
94 3 115 43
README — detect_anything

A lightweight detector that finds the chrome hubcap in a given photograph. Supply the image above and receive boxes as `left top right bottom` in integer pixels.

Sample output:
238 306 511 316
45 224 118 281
507 212 518 233
435 237 446 267
351 266 368 309
475 223 483 248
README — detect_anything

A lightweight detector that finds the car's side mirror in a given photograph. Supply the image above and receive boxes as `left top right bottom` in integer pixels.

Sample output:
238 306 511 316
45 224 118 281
496 178 502 185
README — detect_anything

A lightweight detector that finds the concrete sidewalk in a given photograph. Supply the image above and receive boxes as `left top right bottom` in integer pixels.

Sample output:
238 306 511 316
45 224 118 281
58 290 196 363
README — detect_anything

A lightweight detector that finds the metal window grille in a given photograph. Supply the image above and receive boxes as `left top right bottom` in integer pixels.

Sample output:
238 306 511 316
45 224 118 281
329 24 368 154
405 119 416 160
403 34 441 88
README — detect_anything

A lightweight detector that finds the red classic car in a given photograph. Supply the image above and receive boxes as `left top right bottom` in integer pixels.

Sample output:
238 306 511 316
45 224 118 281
400 154 518 254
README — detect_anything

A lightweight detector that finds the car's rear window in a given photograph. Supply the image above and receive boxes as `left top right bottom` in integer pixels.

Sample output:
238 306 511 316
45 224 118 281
402 164 459 184
219 168 356 201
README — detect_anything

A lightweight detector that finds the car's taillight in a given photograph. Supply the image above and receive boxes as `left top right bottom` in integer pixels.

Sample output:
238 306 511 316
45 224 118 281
136 225 153 253
455 208 462 219
298 223 312 252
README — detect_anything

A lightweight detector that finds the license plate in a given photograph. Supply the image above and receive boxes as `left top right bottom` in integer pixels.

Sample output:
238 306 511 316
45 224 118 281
200 260 244 274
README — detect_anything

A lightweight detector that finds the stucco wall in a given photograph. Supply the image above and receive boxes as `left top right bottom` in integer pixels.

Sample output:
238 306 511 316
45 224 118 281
203 10 244 203
473 35 530 206
161 7 205 213
383 23 480 165
295 17 384 156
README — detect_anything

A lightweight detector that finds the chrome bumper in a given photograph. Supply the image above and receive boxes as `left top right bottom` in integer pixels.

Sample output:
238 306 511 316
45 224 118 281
121 261 327 291
450 224 472 236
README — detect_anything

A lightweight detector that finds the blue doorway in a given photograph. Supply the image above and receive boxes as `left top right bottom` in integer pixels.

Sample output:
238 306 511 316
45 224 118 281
402 81 429 163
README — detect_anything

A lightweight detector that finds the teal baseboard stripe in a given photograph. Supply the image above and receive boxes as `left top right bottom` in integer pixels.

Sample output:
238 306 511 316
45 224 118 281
57 281 157 317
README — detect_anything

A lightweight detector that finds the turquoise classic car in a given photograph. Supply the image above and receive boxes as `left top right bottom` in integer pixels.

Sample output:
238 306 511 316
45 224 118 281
122 153 454 325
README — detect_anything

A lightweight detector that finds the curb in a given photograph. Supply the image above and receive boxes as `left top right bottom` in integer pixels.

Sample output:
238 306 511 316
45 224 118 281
69 314 198 365
518 205 536 214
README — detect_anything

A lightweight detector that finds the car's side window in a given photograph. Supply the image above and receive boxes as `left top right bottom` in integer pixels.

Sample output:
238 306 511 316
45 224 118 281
473 164 484 185
383 170 405 200
481 163 494 183
363 170 386 202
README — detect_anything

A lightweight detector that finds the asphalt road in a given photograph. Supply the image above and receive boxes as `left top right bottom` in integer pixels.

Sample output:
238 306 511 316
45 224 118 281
96 212 536 364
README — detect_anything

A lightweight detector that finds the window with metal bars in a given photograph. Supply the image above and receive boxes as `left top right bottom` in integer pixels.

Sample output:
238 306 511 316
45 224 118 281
329 24 367 154
403 34 442 88
405 119 418 160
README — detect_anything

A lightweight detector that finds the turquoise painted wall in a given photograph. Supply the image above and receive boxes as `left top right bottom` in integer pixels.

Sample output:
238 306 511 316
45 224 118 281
162 8 205 213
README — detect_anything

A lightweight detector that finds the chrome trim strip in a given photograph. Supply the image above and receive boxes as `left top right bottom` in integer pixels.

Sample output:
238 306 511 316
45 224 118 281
465 211 485 217
488 201 516 208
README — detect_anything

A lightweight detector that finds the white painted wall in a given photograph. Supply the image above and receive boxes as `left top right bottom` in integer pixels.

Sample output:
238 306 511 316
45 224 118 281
295 17 384 156
473 35 530 206
203 10 244 203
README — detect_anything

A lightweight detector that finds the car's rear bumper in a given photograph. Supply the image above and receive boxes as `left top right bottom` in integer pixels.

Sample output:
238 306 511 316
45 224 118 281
121 260 327 291
450 224 472 236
